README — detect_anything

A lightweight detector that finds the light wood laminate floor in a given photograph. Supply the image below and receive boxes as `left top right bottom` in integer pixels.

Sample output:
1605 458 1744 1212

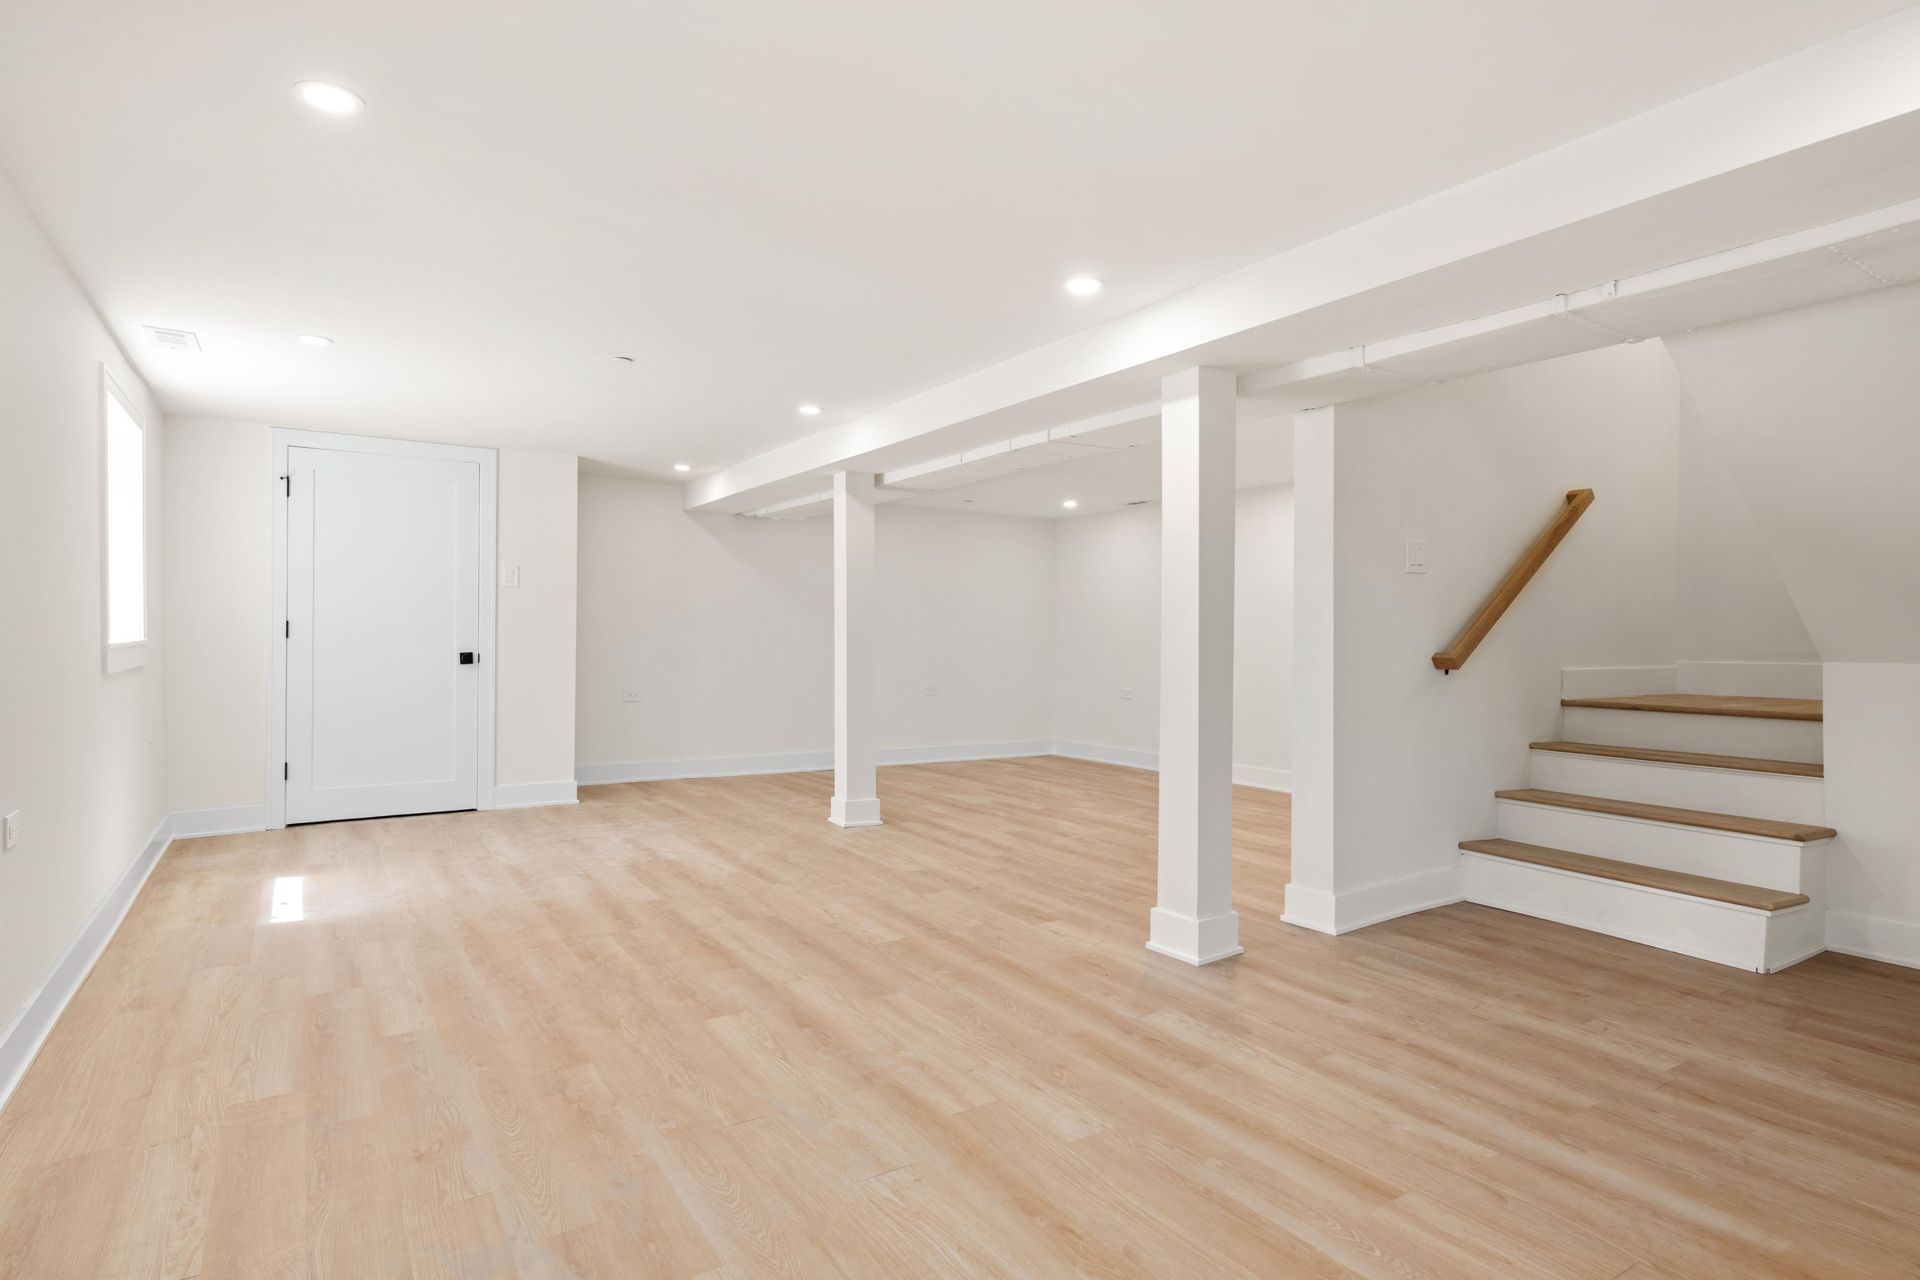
2 757 1917 1278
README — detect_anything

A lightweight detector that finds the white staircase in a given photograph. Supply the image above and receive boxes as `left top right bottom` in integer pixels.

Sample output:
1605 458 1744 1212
1461 690 1831 972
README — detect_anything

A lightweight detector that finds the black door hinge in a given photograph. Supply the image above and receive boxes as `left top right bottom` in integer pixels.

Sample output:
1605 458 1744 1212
285 620 290 638
281 474 290 496
283 762 289 780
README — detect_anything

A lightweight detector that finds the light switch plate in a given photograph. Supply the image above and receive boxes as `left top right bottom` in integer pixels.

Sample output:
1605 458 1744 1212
504 565 522 588
3 811 19 852
1405 539 1428 573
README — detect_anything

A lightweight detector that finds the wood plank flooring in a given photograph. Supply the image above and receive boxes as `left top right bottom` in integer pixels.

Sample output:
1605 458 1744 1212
2 756 1918 1278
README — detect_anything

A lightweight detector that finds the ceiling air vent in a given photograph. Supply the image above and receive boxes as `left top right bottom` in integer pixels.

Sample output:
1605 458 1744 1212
144 325 201 352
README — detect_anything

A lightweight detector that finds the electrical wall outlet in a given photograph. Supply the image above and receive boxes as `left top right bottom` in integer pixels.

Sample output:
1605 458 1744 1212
3 811 19 852
622 691 644 703
1120 688 1134 701
925 685 940 697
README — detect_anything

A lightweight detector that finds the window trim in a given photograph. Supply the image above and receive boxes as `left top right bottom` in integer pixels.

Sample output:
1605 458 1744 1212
101 366 148 674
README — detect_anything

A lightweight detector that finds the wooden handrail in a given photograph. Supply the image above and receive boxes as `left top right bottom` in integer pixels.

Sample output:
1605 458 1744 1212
1432 488 1594 672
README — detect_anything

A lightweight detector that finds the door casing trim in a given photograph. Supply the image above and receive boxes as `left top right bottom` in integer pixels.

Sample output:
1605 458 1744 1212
267 428 498 829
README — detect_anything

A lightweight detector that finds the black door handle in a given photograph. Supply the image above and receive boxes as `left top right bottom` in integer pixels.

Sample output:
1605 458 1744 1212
459 651 476 665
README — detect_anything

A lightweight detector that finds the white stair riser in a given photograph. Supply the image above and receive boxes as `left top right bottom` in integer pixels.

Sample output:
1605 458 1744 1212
1529 752 1825 826
1561 707 1822 763
1494 800 1822 892
1462 853 1823 973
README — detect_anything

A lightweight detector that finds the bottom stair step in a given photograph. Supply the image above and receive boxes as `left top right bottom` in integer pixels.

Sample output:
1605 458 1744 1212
1459 839 1808 910
1459 838 1823 973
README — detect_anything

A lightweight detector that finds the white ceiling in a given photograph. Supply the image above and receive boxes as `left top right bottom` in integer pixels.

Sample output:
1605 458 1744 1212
0 0 1910 480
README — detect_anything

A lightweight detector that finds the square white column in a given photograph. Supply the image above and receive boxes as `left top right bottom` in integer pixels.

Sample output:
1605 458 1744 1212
1147 367 1241 964
829 471 882 827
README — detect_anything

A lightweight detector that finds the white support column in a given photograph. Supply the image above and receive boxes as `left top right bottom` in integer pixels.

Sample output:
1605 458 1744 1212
829 471 882 828
1147 367 1241 965
1281 406 1338 932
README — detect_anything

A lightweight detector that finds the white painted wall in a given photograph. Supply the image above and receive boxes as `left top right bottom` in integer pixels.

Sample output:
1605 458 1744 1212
1049 486 1294 787
496 449 579 800
1666 283 1920 966
0 168 168 1069
161 419 580 816
163 417 270 820
1676 413 1818 663
576 475 1056 777
1287 342 1682 932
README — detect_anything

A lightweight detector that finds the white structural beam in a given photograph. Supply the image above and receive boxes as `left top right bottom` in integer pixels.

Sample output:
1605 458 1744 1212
1147 368 1241 965
686 6 1920 513
829 472 881 828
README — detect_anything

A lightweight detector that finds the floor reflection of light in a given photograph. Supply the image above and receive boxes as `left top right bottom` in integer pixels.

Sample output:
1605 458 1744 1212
270 875 305 923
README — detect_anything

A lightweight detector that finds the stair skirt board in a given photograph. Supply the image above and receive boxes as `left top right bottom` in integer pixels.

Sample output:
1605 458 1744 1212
1462 852 1825 973
1493 798 1823 893
1559 706 1823 763
1527 751 1826 827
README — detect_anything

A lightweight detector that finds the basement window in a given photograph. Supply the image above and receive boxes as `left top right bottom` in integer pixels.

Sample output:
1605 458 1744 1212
102 369 147 672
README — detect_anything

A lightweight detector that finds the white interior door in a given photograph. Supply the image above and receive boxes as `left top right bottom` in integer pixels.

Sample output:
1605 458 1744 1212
285 445 481 823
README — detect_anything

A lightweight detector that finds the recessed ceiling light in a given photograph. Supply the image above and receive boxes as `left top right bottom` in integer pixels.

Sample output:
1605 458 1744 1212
1061 499 1078 509
1063 276 1102 298
673 463 692 473
297 334 333 347
296 81 363 115
797 403 822 417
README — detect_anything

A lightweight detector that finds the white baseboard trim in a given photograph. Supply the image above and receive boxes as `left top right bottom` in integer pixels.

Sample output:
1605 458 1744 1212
579 751 830 785
1281 863 1465 935
1049 740 1159 772
1232 763 1293 793
0 813 172 1115
171 804 269 838
1048 741 1292 793
580 741 1055 787
883 740 1053 766
1826 909 1920 971
492 780 580 809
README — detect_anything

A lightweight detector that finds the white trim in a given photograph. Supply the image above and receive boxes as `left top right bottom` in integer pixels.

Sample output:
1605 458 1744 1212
1049 740 1159 772
171 805 269 838
1049 741 1292 792
581 743 1289 792
1280 863 1466 935
827 795 883 828
1146 907 1244 965
492 780 580 809
103 640 148 675
579 741 1054 786
0 814 171 1115
881 740 1052 766
266 428 498 829
1826 910 1920 971
1232 764 1293 793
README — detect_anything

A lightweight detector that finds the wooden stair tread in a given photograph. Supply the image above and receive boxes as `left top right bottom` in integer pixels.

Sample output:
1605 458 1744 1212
1559 693 1822 721
1494 788 1837 842
1529 741 1823 778
1460 838 1811 911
